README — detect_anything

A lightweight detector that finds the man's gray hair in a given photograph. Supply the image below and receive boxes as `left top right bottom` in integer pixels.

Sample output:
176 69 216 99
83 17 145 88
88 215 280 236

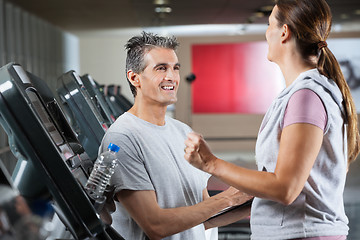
125 31 179 97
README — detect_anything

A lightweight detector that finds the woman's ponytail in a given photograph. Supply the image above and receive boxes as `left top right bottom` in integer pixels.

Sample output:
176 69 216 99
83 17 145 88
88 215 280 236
318 45 360 164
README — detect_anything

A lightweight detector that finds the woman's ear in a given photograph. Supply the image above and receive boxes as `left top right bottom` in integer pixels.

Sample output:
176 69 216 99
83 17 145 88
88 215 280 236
127 70 140 87
281 24 291 43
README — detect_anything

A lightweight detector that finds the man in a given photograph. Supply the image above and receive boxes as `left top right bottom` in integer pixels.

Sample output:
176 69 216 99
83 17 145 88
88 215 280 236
99 31 251 240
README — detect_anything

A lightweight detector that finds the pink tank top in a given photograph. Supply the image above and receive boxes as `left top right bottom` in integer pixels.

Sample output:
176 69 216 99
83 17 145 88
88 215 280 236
283 89 327 131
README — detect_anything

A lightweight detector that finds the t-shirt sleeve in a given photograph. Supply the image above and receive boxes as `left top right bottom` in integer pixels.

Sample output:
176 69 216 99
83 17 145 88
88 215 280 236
283 89 327 131
103 132 155 194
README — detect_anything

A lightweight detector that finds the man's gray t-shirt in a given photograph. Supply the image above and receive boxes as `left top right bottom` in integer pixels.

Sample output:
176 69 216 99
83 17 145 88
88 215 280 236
99 112 210 240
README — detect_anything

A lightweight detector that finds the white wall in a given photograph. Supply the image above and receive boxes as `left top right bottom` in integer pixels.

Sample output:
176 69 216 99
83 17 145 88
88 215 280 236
79 34 135 101
63 32 80 74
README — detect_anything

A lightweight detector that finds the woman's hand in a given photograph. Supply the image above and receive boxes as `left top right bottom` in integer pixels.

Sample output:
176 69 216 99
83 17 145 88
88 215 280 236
184 132 218 174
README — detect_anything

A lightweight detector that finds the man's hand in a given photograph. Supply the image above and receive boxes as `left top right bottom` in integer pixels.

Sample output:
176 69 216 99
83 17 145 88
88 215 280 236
99 189 116 225
204 186 252 229
215 186 253 207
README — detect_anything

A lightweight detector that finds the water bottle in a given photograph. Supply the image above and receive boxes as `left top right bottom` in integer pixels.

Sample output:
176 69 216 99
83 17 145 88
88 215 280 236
85 143 120 199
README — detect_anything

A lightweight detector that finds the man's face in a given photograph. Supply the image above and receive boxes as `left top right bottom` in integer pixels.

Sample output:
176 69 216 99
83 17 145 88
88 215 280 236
136 47 180 107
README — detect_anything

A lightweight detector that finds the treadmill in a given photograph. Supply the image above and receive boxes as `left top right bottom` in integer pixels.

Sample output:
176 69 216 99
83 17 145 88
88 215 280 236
106 85 132 114
57 70 108 161
0 62 124 240
80 74 115 126
26 70 94 176
100 85 125 119
0 159 48 240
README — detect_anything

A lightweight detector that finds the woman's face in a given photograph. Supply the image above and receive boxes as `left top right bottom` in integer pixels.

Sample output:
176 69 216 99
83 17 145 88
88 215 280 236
265 5 283 63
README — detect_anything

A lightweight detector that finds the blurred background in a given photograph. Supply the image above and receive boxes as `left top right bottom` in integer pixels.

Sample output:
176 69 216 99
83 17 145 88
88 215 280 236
0 0 360 239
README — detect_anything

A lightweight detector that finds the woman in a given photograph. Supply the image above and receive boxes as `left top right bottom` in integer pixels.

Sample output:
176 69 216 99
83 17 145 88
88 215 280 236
184 0 360 239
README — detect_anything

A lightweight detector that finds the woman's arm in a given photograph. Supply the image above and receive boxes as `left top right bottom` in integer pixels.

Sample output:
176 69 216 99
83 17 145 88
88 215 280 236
185 123 323 205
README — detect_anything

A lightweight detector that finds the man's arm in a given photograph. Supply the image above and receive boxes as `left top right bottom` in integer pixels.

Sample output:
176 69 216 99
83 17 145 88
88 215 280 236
115 187 251 240
202 187 251 230
203 202 251 229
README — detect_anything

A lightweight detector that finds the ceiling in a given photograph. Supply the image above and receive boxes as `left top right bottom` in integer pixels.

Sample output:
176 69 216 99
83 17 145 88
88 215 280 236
6 0 360 33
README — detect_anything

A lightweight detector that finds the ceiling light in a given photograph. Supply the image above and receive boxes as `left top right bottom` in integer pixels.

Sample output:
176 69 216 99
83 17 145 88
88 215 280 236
254 12 265 18
260 5 274 12
153 0 170 5
144 24 269 37
255 5 273 18
155 7 172 13
340 14 350 19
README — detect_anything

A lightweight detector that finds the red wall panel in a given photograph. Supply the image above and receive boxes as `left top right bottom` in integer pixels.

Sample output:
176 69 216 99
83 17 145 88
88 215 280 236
192 42 284 114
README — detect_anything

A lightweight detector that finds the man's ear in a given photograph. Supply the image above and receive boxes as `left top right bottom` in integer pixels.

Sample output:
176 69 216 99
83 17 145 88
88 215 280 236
281 24 291 43
127 70 140 87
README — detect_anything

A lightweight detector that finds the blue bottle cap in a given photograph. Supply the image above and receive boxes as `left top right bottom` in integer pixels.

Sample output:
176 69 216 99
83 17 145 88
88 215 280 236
108 143 120 152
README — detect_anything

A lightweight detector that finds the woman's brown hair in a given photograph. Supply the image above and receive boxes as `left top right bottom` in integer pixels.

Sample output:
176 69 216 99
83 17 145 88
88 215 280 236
275 0 360 165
